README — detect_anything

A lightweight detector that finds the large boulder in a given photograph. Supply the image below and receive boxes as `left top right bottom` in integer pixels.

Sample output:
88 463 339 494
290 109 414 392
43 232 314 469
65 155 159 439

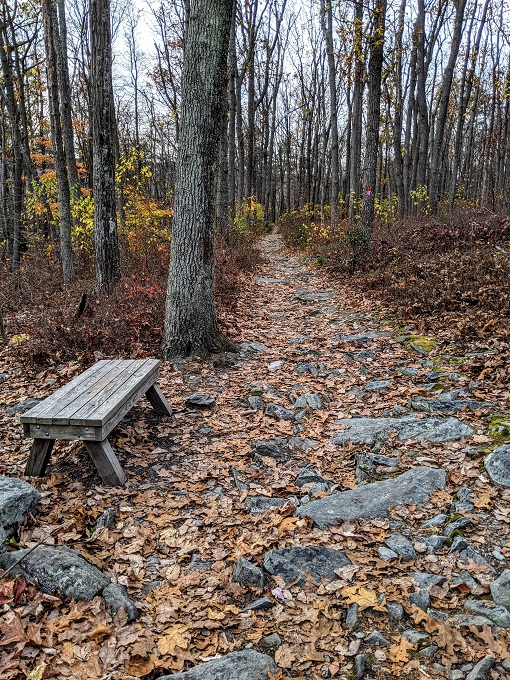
158 650 277 680
264 545 351 584
0 476 40 548
332 415 473 446
295 467 446 529
0 545 109 600
485 445 510 487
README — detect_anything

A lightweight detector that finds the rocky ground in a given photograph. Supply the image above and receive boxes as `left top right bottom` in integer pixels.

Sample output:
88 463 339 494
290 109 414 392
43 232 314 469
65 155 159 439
1 234 510 679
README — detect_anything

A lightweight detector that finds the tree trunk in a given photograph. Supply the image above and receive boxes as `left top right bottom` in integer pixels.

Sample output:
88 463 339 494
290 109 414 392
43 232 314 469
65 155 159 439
43 0 75 284
429 0 467 213
161 0 235 359
348 0 364 226
354 0 386 268
90 0 121 292
320 0 339 226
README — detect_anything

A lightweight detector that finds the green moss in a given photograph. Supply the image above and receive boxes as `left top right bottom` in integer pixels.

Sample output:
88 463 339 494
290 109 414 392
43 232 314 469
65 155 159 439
488 416 510 444
404 335 436 354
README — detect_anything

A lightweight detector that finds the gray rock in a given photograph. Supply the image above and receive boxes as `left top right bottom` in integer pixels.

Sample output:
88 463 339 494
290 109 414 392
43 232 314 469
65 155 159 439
458 547 494 572
400 367 418 376
466 655 496 680
490 569 510 609
409 589 430 611
364 630 389 647
368 453 399 467
288 437 318 451
243 597 274 612
385 533 417 561
296 291 335 302
485 445 510 487
346 602 359 628
294 470 328 487
501 658 510 671
451 571 479 593
409 393 488 415
386 601 404 620
402 629 430 645
263 545 351 585
295 467 446 528
0 545 109 600
230 467 248 492
232 557 264 589
464 599 510 627
365 380 391 392
289 336 307 345
333 415 473 446
333 331 388 344
102 583 139 622
245 497 293 514
95 507 116 530
256 277 287 284
412 573 447 588
267 361 284 371
294 393 323 410
457 487 473 502
248 396 265 410
428 608 448 621
185 393 215 407
378 547 398 562
354 654 369 679
260 633 281 650
158 650 277 680
189 554 211 571
264 403 295 420
465 656 495 680
294 362 318 376
419 645 438 659
252 440 286 460
240 342 268 353
0 373 8 384
423 536 448 553
421 514 448 528
450 536 470 552
146 555 161 573
451 671 464 680
5 398 43 414
0 477 40 548
444 517 472 537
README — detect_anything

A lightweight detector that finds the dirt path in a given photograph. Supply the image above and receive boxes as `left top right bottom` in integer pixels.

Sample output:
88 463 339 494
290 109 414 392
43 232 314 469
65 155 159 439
1 234 510 679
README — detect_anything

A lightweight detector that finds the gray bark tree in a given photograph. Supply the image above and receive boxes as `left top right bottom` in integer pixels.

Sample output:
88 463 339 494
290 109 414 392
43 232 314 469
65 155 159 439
161 0 235 359
90 0 121 292
43 0 75 284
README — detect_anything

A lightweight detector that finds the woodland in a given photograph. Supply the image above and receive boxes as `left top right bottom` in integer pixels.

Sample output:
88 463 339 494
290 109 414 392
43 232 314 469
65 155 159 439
2 0 510 679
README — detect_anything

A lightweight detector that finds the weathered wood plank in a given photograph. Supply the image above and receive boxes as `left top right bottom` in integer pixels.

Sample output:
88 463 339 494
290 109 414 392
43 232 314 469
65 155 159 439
84 440 127 485
71 360 159 427
26 424 102 441
145 384 173 416
20 360 112 424
25 439 55 476
52 359 139 425
99 368 160 439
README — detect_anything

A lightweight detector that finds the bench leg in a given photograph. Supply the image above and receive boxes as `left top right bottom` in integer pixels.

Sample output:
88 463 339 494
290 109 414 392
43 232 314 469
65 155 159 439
145 384 172 416
84 440 127 486
25 439 55 477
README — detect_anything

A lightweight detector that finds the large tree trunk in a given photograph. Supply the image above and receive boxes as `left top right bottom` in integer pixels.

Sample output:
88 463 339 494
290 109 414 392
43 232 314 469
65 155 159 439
348 0 364 226
161 0 235 359
90 0 121 292
353 0 386 268
320 0 339 227
43 0 75 284
429 0 467 213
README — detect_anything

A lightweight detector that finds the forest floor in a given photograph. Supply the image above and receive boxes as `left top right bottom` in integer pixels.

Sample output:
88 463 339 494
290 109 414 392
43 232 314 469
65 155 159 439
1 233 510 679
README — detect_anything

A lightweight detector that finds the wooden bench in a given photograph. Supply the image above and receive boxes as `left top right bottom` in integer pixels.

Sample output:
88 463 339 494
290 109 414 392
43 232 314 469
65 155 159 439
20 359 172 486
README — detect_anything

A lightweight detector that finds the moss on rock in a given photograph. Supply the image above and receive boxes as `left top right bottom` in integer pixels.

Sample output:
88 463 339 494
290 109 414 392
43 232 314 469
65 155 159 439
488 416 510 444
404 335 437 354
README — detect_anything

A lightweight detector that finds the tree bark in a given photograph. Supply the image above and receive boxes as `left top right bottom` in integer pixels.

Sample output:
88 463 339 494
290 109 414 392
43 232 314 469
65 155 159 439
43 0 75 284
429 0 467 213
90 0 121 292
354 0 386 267
161 0 235 359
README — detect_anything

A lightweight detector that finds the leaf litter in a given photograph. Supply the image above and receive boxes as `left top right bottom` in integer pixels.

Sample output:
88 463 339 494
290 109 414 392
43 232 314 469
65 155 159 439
0 234 509 678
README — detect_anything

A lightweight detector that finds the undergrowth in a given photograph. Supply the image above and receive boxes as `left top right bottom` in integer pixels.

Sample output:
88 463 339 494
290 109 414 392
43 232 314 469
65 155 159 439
1 229 260 366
